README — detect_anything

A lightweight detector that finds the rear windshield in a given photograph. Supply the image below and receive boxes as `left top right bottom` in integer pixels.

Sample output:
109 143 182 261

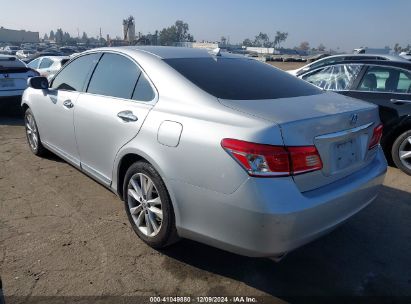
0 57 26 69
164 57 321 100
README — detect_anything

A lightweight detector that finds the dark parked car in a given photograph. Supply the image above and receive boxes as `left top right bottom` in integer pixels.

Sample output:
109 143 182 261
299 60 411 175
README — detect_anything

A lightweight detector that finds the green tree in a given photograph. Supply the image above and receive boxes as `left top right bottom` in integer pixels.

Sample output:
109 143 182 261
242 38 253 47
159 20 194 45
81 32 88 42
254 32 270 47
318 43 326 52
394 43 402 53
274 31 288 49
55 29 64 44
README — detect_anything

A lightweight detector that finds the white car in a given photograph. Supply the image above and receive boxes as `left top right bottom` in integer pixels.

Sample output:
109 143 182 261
399 51 411 61
16 49 36 59
2 46 20 55
0 55 39 99
27 56 70 79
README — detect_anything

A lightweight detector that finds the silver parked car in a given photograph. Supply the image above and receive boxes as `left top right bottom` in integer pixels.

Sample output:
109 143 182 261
22 46 387 259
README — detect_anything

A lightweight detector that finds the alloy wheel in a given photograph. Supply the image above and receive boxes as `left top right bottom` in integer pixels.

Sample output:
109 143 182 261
399 136 411 170
25 112 38 151
127 173 163 237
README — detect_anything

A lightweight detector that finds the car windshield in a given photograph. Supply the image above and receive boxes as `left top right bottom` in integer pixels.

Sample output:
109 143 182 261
164 57 321 100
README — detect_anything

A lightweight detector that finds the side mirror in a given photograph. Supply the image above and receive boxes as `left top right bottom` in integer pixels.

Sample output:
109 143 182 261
28 77 49 90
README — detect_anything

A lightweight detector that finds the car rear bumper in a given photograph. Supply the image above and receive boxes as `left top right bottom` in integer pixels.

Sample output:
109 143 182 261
173 147 387 257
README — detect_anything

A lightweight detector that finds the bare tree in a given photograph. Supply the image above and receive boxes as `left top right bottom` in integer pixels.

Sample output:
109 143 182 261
299 41 310 51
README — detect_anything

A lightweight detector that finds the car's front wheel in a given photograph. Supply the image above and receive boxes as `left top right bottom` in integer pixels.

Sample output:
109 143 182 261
392 130 411 175
123 161 179 249
24 108 47 156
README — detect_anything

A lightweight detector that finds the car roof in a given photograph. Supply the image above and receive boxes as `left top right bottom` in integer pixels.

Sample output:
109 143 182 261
317 53 408 62
304 59 411 72
92 46 243 60
40 55 70 60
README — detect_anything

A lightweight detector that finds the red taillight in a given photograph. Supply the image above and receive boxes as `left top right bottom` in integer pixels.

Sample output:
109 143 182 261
221 139 322 177
288 146 323 175
368 124 383 150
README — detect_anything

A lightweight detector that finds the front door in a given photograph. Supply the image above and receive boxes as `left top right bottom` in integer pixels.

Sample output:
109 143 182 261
37 53 102 166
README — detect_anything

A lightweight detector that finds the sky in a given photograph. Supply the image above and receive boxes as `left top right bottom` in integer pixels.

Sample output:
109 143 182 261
1 0 410 51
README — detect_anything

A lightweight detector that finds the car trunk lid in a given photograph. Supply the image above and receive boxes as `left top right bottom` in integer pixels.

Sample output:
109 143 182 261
0 67 36 91
219 92 380 192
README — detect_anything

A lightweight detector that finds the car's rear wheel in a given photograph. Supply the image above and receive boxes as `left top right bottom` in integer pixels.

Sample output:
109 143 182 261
392 130 411 175
24 108 46 156
123 161 178 248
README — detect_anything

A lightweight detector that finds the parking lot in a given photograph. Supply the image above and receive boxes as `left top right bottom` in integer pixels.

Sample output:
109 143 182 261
1 103 410 304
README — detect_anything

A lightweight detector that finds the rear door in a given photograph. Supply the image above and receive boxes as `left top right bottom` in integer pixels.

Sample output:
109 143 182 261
345 65 411 124
74 52 156 185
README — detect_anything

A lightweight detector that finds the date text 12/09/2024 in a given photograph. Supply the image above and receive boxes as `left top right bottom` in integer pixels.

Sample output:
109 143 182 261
149 296 258 303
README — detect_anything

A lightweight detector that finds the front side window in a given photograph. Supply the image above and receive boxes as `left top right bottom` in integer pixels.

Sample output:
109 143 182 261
51 53 101 91
87 53 141 99
302 64 363 91
358 66 411 93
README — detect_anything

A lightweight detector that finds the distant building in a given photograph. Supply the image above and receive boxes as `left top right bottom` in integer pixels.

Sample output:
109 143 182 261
0 27 39 43
245 47 279 55
192 42 219 49
123 16 136 43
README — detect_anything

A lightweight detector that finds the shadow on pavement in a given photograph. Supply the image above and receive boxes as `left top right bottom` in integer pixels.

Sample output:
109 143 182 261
0 97 24 126
161 185 411 302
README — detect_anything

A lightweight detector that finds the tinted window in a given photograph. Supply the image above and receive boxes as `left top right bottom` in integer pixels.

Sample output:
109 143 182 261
51 53 101 91
358 66 411 93
87 53 141 99
39 58 53 69
164 58 320 100
132 74 155 101
302 64 363 91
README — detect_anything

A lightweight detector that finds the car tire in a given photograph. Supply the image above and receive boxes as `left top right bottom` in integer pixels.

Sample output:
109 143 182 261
123 161 179 249
391 130 411 175
24 108 47 156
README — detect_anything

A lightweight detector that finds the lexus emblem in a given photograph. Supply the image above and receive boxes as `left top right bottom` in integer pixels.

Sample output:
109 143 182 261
350 114 358 126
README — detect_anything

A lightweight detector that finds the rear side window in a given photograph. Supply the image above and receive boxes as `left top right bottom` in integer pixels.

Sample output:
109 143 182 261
164 57 320 100
87 53 141 99
358 66 411 93
132 74 155 101
51 53 101 91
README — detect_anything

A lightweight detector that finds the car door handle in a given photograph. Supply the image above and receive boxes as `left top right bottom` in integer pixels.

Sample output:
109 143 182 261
63 100 74 109
390 99 411 104
117 110 138 122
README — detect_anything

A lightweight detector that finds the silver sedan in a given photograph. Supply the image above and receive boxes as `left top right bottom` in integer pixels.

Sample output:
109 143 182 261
22 46 387 259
